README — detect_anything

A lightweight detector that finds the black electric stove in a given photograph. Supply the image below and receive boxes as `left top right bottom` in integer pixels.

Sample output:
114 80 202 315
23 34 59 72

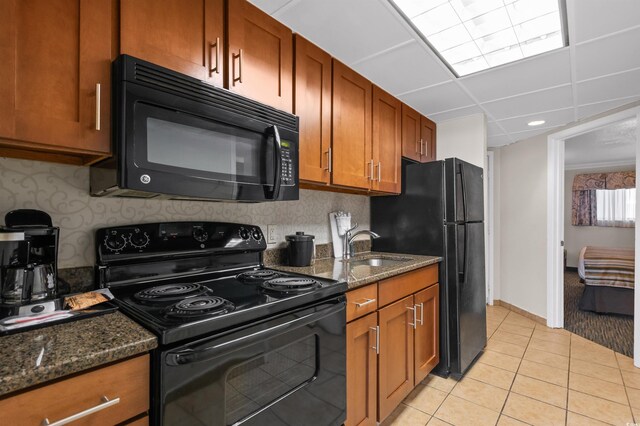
96 222 347 426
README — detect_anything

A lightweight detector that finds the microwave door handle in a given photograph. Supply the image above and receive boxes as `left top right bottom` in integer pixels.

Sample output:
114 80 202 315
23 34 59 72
270 125 282 200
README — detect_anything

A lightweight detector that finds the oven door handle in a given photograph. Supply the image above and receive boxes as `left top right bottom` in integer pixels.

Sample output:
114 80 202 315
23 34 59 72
269 125 282 200
166 300 345 366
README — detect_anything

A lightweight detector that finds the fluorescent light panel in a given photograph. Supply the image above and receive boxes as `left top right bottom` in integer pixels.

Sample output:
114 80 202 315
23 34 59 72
392 0 567 76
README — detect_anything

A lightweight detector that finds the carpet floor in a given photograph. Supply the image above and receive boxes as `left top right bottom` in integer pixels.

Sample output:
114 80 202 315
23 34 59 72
564 271 633 356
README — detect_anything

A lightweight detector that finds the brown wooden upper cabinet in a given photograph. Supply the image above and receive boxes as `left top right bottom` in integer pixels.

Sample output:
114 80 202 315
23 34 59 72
0 0 113 164
332 60 373 190
121 0 225 88
401 104 437 163
227 0 293 112
294 35 332 185
372 87 401 194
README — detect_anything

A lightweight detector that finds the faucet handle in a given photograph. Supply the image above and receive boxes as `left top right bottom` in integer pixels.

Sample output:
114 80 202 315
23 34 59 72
346 222 358 236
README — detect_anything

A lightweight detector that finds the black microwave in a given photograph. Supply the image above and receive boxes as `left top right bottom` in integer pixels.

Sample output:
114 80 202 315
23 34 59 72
90 55 299 202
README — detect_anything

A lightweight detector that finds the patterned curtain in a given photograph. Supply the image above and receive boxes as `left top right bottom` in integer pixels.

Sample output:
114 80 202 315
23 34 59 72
571 171 635 226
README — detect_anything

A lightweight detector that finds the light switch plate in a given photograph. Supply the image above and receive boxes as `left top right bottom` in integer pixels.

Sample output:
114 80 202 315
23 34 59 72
267 225 279 244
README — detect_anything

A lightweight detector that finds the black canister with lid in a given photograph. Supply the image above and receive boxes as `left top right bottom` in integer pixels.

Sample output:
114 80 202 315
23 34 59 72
285 232 315 267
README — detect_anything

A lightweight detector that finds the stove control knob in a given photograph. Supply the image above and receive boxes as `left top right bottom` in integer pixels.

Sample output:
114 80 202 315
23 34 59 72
104 232 126 252
193 227 209 243
239 227 250 240
251 228 262 241
129 229 150 249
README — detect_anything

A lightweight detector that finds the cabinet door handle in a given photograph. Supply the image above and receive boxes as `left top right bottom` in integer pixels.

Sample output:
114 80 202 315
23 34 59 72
370 326 380 354
367 159 374 180
95 83 101 131
416 303 424 326
407 306 417 329
377 162 382 182
324 147 332 173
419 139 423 155
424 140 428 157
232 49 243 84
354 298 376 308
210 37 220 75
42 396 120 426
415 139 419 154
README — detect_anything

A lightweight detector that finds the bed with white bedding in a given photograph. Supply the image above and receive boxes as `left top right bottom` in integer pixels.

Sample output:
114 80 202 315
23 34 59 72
577 246 634 316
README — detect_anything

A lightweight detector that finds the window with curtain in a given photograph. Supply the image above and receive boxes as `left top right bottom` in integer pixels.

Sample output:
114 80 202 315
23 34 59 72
595 188 636 227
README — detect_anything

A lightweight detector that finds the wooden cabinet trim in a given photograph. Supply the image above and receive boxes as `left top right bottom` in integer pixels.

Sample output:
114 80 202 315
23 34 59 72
378 265 439 308
346 283 378 322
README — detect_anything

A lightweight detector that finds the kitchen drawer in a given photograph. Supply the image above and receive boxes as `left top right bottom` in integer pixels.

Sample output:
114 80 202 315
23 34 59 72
346 283 378 322
0 354 149 426
378 265 438 308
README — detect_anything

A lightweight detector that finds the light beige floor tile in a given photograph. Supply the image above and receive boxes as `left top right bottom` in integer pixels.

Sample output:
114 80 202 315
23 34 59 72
403 384 448 415
450 377 509 412
434 395 500 426
566 411 610 426
626 386 640 409
491 330 531 347
532 329 571 345
496 415 529 426
571 344 618 368
486 340 527 358
427 417 451 426
465 362 516 390
422 374 458 393
511 374 568 408
498 323 534 337
381 403 431 426
569 372 628 404
528 338 570 357
502 392 566 426
568 390 634 425
478 350 521 373
622 369 640 390
633 406 640 423
569 358 623 385
535 324 570 335
502 314 536 329
517 359 569 387
524 348 569 370
616 352 639 372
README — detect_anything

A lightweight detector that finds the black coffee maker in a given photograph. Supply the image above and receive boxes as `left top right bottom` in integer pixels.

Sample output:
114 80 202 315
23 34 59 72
0 210 59 305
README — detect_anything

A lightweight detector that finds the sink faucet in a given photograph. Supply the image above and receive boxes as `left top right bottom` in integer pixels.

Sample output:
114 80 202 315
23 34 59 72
342 223 380 259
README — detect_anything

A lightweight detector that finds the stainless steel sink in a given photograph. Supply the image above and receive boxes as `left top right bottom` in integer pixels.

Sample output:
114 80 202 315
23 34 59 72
342 256 412 267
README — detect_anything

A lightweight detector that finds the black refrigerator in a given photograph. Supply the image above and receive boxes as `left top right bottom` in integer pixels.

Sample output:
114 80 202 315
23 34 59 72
371 157 487 378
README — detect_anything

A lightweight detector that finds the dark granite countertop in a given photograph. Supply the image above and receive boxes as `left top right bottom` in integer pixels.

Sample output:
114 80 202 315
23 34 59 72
0 312 157 397
272 251 442 290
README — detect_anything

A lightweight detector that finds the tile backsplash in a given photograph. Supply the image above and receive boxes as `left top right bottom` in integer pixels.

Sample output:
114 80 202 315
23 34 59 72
0 157 369 268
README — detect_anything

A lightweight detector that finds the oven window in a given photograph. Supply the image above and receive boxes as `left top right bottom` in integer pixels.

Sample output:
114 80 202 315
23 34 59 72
146 117 267 182
226 335 317 425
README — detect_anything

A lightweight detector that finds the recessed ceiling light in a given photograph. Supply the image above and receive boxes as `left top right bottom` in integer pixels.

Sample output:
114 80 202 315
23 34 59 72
391 0 568 77
528 120 546 126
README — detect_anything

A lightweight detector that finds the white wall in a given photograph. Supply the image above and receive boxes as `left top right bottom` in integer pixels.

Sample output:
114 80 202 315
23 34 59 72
436 113 487 168
564 165 635 267
498 134 548 318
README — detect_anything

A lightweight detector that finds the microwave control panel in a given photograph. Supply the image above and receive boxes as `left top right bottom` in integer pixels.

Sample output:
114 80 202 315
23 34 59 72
280 140 295 186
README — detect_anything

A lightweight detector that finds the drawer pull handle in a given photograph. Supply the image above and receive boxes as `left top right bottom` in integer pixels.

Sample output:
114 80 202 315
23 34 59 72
42 395 120 426
407 306 417 329
354 298 375 308
370 326 380 354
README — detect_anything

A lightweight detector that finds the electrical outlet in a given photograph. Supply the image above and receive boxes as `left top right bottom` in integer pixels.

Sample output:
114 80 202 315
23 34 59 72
267 225 279 244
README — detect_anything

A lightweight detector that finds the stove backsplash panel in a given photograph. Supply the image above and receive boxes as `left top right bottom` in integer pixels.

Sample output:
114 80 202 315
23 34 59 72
0 158 370 268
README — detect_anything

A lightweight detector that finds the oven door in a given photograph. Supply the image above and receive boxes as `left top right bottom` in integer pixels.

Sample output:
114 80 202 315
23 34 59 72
120 83 298 201
158 297 346 426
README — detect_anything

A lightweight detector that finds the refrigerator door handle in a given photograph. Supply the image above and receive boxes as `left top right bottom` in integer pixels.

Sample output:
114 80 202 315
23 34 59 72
458 162 468 223
459 223 469 285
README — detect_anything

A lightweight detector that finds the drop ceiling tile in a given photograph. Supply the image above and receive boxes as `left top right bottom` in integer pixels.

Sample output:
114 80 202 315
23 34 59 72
400 82 475 116
352 41 451 96
488 134 513 147
248 0 293 15
427 105 483 122
577 97 640 120
481 85 574 120
487 121 505 137
460 49 572 103
509 127 555 142
575 27 640 81
577 68 640 105
571 0 640 43
275 0 413 64
496 108 575 133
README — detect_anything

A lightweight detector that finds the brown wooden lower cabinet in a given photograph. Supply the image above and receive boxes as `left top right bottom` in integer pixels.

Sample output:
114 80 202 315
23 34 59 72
345 264 440 424
346 312 378 426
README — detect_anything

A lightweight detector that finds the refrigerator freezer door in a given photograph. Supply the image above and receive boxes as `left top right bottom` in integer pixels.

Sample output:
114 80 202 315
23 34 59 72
445 158 485 224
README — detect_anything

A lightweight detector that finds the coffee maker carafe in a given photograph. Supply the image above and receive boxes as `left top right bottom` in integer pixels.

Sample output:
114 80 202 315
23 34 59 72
0 210 59 305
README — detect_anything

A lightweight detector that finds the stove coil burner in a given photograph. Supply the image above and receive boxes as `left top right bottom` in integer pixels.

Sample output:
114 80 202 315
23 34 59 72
261 277 321 293
165 296 235 319
237 270 282 283
133 283 210 304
